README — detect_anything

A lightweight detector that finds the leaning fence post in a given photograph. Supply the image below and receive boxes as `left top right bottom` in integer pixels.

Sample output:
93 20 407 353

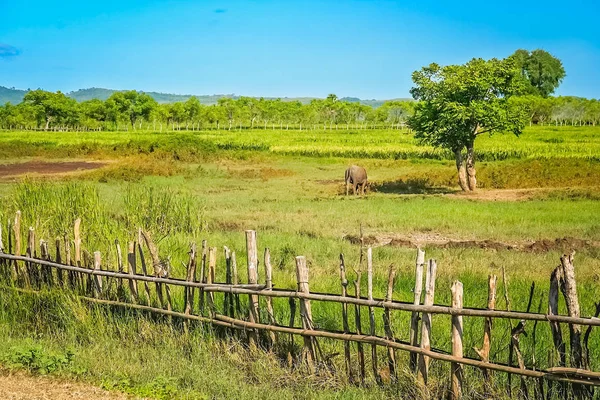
64 233 74 289
127 241 139 301
384 263 397 383
136 230 152 305
296 255 316 369
74 218 83 292
93 251 103 297
264 248 277 346
410 248 425 372
13 211 24 285
367 247 381 385
27 227 37 287
475 274 497 391
185 243 197 315
417 259 437 385
40 239 53 286
199 240 207 315
246 230 260 346
339 254 354 383
450 280 464 400
55 238 63 287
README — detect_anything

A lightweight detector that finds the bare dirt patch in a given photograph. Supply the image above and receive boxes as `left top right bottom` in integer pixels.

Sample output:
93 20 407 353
0 371 129 400
0 161 106 178
446 188 549 201
344 233 599 253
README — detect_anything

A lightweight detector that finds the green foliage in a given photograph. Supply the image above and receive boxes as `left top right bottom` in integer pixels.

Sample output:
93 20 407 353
409 57 528 152
510 49 566 97
2 344 75 375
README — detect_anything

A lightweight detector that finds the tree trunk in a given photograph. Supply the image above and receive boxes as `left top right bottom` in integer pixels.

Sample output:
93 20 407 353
466 143 477 191
454 148 469 191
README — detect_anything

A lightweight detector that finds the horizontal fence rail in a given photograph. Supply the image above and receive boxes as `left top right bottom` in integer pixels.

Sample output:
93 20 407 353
1 253 599 327
1 211 599 398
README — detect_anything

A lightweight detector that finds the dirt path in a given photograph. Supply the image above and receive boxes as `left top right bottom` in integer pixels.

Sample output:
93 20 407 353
344 232 599 253
0 372 130 400
0 161 105 178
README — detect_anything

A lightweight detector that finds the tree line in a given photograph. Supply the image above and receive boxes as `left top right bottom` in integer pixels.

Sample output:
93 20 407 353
2 90 598 131
0 91 416 131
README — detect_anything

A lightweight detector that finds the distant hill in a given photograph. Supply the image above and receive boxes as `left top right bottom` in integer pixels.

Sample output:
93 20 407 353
0 85 408 107
0 86 28 105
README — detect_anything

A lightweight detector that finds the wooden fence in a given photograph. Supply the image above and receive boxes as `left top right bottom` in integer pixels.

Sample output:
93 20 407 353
1 211 600 398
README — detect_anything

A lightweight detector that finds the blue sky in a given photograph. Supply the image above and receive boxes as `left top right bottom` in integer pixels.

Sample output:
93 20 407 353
1 0 599 99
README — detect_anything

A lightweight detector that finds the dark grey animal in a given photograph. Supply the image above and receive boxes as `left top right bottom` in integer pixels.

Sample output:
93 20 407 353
345 165 368 195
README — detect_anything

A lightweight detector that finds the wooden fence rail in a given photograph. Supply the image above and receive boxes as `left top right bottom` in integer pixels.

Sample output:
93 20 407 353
1 211 600 398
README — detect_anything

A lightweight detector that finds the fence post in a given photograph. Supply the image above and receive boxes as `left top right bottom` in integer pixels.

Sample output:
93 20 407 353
264 248 276 346
207 247 217 317
224 246 232 317
384 263 397 383
185 243 197 315
246 230 260 346
232 251 241 317
560 253 583 368
127 241 139 300
199 240 207 315
417 259 437 385
74 218 83 292
64 233 74 289
475 274 497 390
339 254 354 383
295 255 316 369
55 238 63 287
136 229 152 304
410 248 425 371
13 212 25 285
450 280 464 400
27 227 37 287
40 239 53 286
367 247 381 385
115 239 124 296
354 273 366 384
93 251 102 297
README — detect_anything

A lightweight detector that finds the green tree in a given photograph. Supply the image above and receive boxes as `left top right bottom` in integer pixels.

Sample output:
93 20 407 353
510 49 566 97
22 90 78 130
105 91 157 129
408 57 527 191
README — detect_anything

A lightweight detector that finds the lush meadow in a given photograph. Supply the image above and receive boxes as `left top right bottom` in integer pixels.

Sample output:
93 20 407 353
1 126 600 398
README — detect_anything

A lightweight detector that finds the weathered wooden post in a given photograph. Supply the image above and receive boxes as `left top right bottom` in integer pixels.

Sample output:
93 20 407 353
74 218 83 292
27 227 37 287
185 243 197 315
115 239 124 295
224 246 232 317
410 248 425 372
367 247 381 385
417 259 437 385
231 251 241 317
264 248 276 346
339 254 354 383
127 241 139 300
450 280 464 400
384 263 397 383
354 273 366 385
475 274 497 391
55 238 63 287
40 239 53 286
246 230 260 345
93 251 102 297
199 240 207 315
207 246 217 317
64 233 75 289
13 211 26 286
136 230 152 304
296 255 316 369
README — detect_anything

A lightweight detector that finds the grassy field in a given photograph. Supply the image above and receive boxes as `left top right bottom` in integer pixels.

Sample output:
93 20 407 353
1 126 600 398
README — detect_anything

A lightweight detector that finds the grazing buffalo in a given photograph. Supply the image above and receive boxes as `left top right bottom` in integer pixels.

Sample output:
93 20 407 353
345 165 368 195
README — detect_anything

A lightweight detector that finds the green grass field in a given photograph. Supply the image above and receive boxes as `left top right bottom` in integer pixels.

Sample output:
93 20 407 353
1 126 600 398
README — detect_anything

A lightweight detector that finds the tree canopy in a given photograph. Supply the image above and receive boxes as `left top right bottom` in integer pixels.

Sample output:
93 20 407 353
510 49 566 97
408 57 528 191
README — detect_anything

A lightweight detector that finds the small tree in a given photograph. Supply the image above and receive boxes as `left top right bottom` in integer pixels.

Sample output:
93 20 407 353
408 57 527 191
